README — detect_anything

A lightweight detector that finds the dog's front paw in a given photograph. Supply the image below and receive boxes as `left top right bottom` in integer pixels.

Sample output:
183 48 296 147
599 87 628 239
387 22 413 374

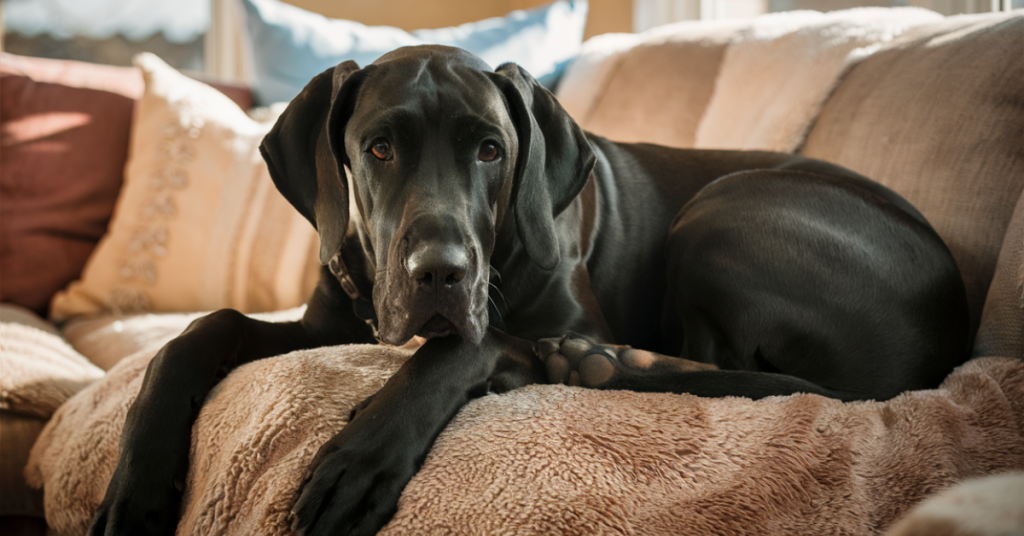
292 423 416 536
535 332 716 388
535 332 624 387
89 467 182 536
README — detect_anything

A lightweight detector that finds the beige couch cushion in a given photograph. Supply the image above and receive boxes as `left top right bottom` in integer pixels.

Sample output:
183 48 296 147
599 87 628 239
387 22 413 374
579 20 743 148
973 188 1023 359
801 12 1024 334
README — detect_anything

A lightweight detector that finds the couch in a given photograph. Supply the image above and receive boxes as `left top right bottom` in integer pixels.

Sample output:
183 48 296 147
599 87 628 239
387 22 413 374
1 7 1021 536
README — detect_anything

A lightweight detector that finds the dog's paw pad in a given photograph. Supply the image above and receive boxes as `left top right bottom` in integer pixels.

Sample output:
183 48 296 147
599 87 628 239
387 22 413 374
536 333 631 388
544 351 571 384
578 353 616 386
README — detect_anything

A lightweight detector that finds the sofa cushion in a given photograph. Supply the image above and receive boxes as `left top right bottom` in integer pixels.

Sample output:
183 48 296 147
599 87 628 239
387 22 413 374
801 12 1024 335
50 54 320 320
693 8 941 152
973 187 1023 359
0 54 254 317
241 0 589 104
577 20 741 148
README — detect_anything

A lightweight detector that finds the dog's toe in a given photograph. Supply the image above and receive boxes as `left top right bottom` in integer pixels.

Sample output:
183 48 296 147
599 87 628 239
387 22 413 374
545 352 571 384
578 353 616 386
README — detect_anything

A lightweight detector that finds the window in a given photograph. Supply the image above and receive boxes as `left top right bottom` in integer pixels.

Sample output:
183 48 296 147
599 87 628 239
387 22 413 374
1 0 210 71
634 0 1021 32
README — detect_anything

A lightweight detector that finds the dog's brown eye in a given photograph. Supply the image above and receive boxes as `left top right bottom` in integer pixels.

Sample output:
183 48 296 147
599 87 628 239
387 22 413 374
478 142 499 162
371 140 392 161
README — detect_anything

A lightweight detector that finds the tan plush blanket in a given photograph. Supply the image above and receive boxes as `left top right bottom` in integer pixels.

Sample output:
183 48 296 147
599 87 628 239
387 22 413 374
0 321 103 419
23 331 1023 535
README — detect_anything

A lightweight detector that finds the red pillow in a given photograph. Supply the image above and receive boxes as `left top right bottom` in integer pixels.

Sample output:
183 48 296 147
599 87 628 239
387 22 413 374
0 53 253 316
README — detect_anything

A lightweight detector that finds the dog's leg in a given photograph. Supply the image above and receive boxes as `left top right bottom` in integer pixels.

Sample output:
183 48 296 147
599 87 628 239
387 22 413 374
536 333 847 399
292 328 540 536
90 270 375 536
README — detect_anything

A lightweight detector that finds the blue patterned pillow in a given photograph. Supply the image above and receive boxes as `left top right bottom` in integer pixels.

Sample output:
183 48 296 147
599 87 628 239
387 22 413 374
242 0 588 104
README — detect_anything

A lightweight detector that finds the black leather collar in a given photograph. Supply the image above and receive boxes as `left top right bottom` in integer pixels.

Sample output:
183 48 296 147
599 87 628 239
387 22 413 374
328 252 379 338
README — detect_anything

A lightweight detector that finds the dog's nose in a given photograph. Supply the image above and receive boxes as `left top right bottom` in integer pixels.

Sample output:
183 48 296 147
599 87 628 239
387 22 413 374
407 243 470 288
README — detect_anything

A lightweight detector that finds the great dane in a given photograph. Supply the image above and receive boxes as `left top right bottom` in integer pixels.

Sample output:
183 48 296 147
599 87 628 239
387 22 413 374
91 45 969 535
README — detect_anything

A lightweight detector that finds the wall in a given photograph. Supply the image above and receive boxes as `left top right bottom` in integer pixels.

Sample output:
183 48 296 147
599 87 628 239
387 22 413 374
282 0 633 39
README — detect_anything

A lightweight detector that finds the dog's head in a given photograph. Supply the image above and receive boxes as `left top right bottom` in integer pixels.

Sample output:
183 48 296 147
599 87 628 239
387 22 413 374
261 45 595 345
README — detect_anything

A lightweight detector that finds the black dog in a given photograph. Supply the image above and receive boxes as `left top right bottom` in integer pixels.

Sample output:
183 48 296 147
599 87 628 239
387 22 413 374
91 45 969 536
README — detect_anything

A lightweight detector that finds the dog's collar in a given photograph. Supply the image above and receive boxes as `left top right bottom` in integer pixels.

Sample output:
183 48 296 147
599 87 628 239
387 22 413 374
328 253 361 300
329 252 380 339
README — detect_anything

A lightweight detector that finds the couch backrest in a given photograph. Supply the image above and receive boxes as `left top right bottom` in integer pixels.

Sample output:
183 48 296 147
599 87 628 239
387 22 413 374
973 187 1023 359
801 12 1024 337
580 23 740 147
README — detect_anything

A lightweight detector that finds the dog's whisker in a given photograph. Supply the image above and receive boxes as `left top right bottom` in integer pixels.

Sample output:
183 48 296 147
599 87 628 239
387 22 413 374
487 282 510 316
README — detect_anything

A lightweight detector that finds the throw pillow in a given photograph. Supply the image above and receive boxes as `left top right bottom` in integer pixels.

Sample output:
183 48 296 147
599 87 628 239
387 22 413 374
50 54 320 320
0 53 253 316
241 0 588 104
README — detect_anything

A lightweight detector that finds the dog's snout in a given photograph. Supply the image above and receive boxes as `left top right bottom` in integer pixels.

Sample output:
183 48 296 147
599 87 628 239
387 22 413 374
407 243 470 288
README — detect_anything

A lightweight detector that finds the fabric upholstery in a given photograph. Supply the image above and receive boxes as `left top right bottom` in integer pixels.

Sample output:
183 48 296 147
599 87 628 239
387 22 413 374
886 472 1024 536
693 8 941 152
580 20 742 148
241 0 588 104
0 309 101 522
49 54 320 320
801 12 1024 335
0 53 253 317
973 188 1024 359
0 321 103 420
24 331 1023 535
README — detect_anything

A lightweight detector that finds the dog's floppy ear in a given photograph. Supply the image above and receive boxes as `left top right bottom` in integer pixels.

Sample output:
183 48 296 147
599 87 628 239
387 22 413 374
260 60 370 265
486 63 596 270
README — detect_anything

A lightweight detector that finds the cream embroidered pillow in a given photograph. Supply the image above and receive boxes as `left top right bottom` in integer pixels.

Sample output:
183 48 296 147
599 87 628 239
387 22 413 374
50 54 321 320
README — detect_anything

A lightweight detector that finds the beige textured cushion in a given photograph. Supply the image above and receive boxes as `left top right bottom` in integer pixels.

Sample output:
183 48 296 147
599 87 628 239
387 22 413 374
575 20 744 148
801 12 1024 334
973 188 1023 359
693 8 941 152
50 54 321 320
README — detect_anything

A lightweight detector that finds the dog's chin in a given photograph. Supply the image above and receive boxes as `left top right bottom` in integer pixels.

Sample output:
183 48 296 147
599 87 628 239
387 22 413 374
377 311 487 346
416 314 458 339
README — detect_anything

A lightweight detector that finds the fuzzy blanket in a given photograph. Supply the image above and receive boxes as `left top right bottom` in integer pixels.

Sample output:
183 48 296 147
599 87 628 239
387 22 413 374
22 325 1024 535
0 321 103 419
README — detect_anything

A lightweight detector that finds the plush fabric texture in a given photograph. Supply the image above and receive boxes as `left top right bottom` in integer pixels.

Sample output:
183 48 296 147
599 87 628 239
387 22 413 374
693 8 941 152
0 321 103 420
0 54 253 317
0 303 62 337
241 0 588 104
0 306 92 520
26 329 1023 535
973 188 1024 359
49 54 321 320
801 12 1024 335
59 307 307 371
885 471 1024 536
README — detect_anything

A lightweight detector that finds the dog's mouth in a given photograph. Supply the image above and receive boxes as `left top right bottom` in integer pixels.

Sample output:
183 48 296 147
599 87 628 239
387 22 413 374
415 314 458 340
